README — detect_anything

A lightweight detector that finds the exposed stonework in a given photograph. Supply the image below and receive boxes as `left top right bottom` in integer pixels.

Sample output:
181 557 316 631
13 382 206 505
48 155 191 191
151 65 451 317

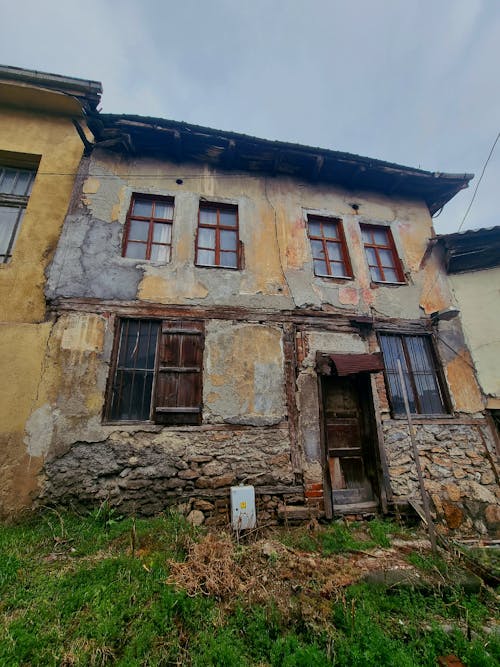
383 421 500 535
39 427 300 518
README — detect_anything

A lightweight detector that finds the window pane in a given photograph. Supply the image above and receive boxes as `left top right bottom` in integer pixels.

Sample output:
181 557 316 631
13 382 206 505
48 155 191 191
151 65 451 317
198 227 216 248
365 247 377 265
154 201 173 220
331 262 348 278
373 229 389 245
313 259 329 276
133 199 153 217
150 244 170 262
322 222 338 239
125 241 147 259
200 208 217 226
327 241 342 261
13 171 33 196
379 249 395 267
220 251 237 268
129 220 149 241
220 209 237 227
220 230 237 251
0 206 21 256
0 169 17 194
369 266 383 281
308 220 321 236
153 222 171 244
382 268 398 282
361 228 372 243
197 249 215 265
310 239 324 258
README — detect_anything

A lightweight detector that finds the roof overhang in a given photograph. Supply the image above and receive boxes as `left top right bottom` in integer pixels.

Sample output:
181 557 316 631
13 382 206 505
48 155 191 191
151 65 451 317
437 226 500 273
88 113 473 215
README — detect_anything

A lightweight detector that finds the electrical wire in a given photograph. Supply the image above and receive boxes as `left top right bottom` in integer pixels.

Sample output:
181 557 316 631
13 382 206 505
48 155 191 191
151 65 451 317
457 130 500 233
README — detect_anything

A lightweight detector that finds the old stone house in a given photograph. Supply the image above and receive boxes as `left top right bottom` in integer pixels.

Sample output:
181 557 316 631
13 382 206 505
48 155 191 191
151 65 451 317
0 65 102 516
20 113 500 534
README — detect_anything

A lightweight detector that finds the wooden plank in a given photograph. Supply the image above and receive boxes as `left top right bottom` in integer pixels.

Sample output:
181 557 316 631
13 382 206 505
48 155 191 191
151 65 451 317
283 323 301 475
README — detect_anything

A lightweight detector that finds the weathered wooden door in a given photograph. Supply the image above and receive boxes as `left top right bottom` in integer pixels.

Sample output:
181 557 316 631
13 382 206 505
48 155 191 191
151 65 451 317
323 375 376 508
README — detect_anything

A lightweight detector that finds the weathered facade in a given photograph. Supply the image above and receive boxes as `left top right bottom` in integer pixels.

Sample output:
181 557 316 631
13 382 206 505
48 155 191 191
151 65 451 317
438 226 500 445
8 110 500 534
0 66 102 516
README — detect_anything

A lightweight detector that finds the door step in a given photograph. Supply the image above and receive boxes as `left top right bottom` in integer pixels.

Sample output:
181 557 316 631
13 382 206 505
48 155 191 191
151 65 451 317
332 500 379 516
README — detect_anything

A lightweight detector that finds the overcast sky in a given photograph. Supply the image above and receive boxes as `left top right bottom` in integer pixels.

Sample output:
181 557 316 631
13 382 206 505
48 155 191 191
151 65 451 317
2 0 499 234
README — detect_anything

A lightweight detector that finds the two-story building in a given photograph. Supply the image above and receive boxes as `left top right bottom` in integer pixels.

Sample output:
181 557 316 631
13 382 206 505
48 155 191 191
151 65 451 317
0 66 102 516
16 112 500 534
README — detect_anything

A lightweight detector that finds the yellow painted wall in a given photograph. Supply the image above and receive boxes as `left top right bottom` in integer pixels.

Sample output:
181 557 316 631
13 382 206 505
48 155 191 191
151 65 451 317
0 92 86 516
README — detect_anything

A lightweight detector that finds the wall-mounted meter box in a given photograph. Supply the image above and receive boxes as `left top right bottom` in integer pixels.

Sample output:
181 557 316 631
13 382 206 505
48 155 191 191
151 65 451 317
230 485 256 531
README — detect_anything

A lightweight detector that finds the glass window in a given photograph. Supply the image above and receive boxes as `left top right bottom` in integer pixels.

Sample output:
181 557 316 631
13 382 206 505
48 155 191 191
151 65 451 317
0 166 36 263
196 203 239 269
307 216 352 278
379 334 448 415
123 195 174 262
360 224 404 283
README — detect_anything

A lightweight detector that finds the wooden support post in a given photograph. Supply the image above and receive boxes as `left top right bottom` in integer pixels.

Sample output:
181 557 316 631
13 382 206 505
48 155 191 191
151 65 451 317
396 359 437 553
283 323 302 475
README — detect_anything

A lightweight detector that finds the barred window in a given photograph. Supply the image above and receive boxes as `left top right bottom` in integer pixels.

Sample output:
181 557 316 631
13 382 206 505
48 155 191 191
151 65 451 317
106 319 204 425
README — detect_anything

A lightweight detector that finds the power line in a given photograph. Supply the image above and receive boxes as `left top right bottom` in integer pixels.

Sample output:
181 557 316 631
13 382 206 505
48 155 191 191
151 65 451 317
457 130 500 232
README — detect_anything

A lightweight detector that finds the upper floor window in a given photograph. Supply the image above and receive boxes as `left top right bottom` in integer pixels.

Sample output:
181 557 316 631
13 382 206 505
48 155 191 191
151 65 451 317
196 202 239 269
307 216 352 278
0 166 36 263
379 333 449 416
106 318 204 425
123 195 174 262
360 225 404 283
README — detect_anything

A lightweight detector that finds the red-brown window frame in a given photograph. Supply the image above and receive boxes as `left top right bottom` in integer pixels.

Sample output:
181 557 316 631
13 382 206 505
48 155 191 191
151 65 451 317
122 194 174 262
360 224 405 283
307 215 352 278
195 202 240 269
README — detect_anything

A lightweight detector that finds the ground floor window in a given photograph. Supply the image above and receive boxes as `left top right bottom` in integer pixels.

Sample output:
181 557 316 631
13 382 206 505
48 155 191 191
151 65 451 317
379 333 448 415
106 318 204 425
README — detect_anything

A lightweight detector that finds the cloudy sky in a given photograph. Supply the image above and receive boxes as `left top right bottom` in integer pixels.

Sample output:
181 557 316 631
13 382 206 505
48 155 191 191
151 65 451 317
2 0 499 233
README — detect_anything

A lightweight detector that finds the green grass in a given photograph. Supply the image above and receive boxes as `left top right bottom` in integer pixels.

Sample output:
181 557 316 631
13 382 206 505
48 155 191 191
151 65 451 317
0 511 498 666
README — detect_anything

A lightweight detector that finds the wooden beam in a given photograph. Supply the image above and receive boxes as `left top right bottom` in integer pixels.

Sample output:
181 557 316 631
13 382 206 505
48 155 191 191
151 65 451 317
283 323 302 475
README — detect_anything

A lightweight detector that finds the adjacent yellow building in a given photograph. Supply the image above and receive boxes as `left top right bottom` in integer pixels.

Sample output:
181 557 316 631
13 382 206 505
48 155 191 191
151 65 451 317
0 65 101 516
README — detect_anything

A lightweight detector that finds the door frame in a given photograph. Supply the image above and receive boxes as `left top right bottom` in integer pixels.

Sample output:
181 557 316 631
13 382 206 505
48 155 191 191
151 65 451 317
319 371 384 518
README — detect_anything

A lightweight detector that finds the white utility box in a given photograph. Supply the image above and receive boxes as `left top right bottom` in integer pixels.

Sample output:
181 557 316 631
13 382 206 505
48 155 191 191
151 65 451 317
230 485 256 531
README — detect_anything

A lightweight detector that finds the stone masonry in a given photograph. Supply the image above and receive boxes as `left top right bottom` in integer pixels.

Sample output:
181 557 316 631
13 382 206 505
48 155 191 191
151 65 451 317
383 421 500 535
40 426 300 523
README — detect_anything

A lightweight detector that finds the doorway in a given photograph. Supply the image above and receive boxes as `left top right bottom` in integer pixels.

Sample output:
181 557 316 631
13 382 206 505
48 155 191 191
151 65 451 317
321 373 380 512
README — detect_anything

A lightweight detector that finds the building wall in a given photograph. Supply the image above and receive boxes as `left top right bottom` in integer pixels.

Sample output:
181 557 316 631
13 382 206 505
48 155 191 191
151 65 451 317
12 148 499 533
449 267 500 407
0 100 87 516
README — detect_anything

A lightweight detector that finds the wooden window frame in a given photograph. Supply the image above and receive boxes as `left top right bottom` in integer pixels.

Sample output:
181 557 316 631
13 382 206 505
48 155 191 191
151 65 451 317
104 318 204 425
378 333 450 417
307 215 352 278
360 224 405 283
0 165 36 263
195 202 240 269
122 194 174 262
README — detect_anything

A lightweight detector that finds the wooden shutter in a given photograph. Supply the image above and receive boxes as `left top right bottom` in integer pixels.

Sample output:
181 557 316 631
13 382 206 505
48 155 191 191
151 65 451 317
154 320 204 425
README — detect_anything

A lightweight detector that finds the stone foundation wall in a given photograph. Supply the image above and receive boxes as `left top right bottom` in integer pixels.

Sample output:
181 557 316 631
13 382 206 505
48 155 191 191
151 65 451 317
39 426 301 520
383 420 500 535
